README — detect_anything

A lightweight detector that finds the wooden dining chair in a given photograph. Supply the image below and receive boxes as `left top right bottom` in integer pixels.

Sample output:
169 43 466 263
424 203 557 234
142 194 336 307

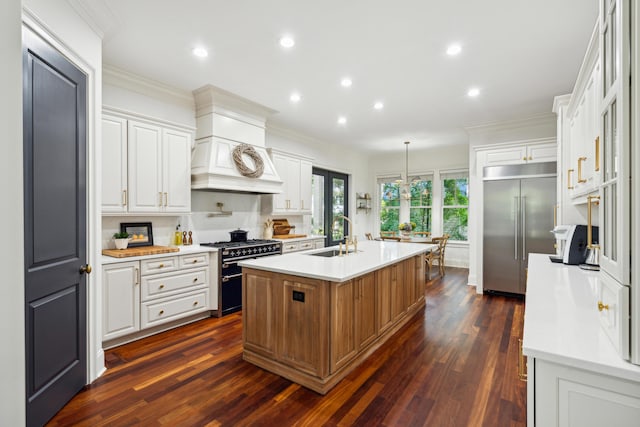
380 231 397 238
425 234 449 280
365 232 373 241
380 235 401 241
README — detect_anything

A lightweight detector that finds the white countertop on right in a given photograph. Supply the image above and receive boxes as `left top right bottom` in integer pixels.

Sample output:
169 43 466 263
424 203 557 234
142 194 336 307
523 253 640 381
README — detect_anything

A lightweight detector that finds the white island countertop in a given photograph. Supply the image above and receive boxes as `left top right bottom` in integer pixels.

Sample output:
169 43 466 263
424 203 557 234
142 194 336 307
523 253 640 382
239 240 435 282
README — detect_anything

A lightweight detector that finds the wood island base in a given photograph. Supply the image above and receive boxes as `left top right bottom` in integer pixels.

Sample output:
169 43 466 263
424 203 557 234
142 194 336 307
242 254 426 394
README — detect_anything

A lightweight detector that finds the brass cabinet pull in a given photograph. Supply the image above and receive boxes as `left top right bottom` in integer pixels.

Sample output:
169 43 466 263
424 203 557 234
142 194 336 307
577 157 587 183
528 155 533 160
518 339 528 381
598 301 610 312
159 284 164 289
587 195 600 249
122 189 127 206
595 137 600 172
522 156 527 161
159 310 164 315
158 192 163 206
134 267 139 285
158 263 165 268
192 259 198 263
193 301 199 306
567 169 575 190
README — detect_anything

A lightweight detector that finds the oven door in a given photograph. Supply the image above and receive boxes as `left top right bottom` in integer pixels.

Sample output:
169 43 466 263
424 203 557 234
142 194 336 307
220 258 244 316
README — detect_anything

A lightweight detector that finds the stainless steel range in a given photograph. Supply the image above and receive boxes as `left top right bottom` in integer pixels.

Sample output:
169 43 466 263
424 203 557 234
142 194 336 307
200 239 282 316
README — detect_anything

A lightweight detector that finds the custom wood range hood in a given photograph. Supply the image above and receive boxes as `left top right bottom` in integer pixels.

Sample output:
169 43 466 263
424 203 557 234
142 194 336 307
190 85 283 194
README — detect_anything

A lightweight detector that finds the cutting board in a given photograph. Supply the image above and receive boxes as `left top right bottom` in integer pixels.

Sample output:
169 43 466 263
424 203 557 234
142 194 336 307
274 234 307 239
102 245 180 258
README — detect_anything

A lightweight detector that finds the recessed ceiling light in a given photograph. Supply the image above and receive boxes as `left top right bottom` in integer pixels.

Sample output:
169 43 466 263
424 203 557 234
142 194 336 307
337 116 347 125
279 36 295 48
446 43 462 56
340 77 352 88
374 101 384 110
467 87 480 97
290 92 301 103
192 47 208 58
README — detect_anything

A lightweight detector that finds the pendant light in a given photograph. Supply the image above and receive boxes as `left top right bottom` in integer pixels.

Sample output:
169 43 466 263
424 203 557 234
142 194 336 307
401 141 412 200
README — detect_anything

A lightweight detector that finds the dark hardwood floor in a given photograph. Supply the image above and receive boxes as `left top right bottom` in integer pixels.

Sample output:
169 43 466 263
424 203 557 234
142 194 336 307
47 267 526 426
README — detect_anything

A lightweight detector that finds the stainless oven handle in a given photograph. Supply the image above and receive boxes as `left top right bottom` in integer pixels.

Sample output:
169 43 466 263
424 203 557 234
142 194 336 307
222 261 239 268
222 273 243 282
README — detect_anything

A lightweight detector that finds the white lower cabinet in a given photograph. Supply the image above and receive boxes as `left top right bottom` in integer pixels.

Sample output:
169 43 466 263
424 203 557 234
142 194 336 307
532 358 640 426
102 252 210 343
279 237 325 253
102 261 140 341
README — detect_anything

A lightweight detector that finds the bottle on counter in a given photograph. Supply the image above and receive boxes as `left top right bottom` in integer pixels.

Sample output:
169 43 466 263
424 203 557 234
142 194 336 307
174 225 182 246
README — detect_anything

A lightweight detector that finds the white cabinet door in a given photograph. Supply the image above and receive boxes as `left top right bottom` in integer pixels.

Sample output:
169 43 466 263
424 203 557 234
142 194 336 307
127 120 163 213
526 141 557 163
102 115 128 213
483 146 527 166
299 159 312 213
103 261 140 341
271 153 290 212
162 128 191 213
535 359 640 427
286 156 301 211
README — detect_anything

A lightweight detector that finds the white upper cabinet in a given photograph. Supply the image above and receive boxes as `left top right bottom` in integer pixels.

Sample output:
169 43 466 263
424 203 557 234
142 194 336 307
598 0 630 286
482 141 556 166
101 109 192 214
264 149 313 214
102 115 128 213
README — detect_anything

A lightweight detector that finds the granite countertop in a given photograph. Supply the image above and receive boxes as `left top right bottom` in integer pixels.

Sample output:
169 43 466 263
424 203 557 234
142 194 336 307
102 245 218 265
239 240 434 282
523 253 640 381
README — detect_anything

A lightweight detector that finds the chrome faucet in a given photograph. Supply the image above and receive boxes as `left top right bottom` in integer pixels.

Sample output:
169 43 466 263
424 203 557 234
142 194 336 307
333 215 357 255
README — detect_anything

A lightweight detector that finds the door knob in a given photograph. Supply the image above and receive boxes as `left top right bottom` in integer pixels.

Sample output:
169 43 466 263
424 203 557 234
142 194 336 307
79 264 92 275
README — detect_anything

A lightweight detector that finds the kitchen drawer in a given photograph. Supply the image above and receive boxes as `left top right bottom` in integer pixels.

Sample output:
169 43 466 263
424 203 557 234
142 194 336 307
141 268 208 301
179 252 209 268
141 256 178 275
596 273 630 359
282 241 300 253
141 288 209 329
298 241 315 251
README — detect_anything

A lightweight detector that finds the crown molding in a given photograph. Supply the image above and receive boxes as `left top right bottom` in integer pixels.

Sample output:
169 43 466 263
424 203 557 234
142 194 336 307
464 112 556 137
103 64 194 109
552 94 572 114
66 0 119 39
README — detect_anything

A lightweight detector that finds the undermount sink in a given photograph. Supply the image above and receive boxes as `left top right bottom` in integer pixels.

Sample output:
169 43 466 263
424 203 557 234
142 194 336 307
308 249 359 257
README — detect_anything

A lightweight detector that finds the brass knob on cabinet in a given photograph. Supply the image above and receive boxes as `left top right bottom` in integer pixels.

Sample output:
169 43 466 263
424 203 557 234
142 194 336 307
597 301 609 312
158 263 165 268
522 156 527 161
193 278 198 282
159 310 164 315
193 301 198 306
192 259 198 263
79 264 92 275
159 284 164 289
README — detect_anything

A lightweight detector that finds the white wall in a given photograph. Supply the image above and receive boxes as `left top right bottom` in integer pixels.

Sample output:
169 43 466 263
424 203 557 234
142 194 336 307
369 143 470 268
0 1 25 425
467 114 557 292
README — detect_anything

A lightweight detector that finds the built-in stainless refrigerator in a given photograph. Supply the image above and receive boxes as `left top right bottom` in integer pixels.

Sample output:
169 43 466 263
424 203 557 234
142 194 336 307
483 162 557 295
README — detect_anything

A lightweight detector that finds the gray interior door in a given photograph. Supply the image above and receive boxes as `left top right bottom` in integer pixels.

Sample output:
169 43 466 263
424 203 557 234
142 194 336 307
23 27 88 427
483 179 521 294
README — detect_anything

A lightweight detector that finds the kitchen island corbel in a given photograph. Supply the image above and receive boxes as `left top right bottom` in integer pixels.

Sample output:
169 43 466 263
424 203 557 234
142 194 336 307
239 240 434 394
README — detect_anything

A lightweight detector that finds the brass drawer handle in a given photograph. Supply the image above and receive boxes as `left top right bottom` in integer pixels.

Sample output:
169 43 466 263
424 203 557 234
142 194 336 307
595 136 600 172
159 310 164 315
567 169 574 190
598 301 610 312
577 156 587 183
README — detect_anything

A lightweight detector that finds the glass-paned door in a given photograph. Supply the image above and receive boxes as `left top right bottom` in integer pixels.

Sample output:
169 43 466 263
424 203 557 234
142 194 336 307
312 167 349 247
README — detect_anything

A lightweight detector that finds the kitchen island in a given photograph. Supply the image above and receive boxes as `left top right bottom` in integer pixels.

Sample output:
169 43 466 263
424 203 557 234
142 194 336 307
238 240 434 394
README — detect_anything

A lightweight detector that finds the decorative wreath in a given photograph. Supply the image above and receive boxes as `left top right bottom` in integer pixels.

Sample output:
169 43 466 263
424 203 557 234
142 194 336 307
232 143 264 178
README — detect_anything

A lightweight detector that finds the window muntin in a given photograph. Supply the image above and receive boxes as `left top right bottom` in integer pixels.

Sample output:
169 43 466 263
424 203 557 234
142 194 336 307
442 172 469 241
409 176 432 233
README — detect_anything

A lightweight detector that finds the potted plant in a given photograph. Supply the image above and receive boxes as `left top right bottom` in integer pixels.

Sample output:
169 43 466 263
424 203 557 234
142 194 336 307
113 231 130 250
398 222 416 240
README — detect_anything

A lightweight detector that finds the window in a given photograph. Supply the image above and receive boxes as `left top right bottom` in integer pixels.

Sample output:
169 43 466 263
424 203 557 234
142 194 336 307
409 175 432 233
312 168 349 247
378 176 400 232
441 170 469 241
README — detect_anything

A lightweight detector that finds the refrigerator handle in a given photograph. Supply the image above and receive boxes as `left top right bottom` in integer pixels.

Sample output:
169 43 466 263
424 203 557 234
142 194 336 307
522 196 527 261
514 196 519 260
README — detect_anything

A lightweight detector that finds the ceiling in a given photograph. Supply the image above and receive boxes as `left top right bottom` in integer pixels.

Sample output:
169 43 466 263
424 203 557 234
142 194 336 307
80 0 598 153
